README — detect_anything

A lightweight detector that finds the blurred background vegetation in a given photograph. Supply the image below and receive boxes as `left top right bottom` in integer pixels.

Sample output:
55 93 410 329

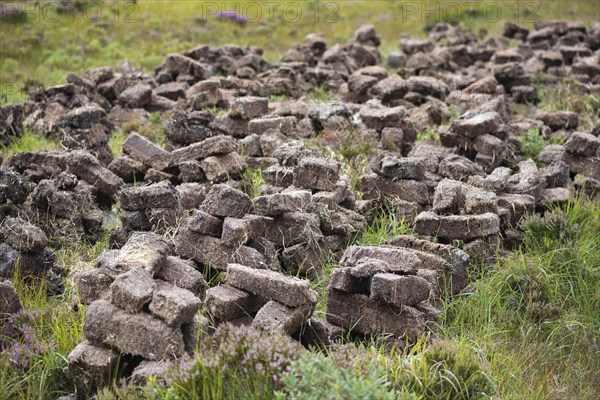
1 0 599 103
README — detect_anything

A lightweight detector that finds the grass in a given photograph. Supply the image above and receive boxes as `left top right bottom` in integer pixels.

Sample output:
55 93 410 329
416 127 441 145
1 274 83 399
518 127 568 163
308 196 600 400
2 1 600 398
0 128 59 158
0 234 111 399
108 129 127 157
109 114 167 157
203 105 228 116
537 80 600 130
2 193 599 399
240 167 265 198
439 195 600 399
306 85 335 103
358 204 414 246
306 128 376 197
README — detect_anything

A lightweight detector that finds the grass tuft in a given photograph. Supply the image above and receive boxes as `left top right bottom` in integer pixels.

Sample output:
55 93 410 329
416 128 441 144
240 167 265 199
1 129 58 158
358 205 414 246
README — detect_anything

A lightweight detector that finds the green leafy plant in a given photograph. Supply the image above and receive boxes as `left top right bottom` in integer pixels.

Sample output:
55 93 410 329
518 128 545 161
276 351 406 400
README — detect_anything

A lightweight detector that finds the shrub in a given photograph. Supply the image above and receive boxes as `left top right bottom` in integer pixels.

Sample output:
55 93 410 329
167 324 303 399
276 351 412 400
99 324 304 400
0 276 85 399
1 309 47 369
208 323 304 384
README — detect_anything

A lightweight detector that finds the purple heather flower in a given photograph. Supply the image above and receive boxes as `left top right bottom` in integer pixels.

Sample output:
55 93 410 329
210 10 248 24
1 308 48 369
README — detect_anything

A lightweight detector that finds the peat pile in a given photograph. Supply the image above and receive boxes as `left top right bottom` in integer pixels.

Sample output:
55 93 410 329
205 263 317 334
0 19 598 400
70 232 206 398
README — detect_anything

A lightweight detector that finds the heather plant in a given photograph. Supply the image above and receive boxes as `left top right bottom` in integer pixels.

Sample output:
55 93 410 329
328 343 389 378
275 351 409 400
0 275 85 399
1 309 47 369
128 324 306 400
207 323 304 385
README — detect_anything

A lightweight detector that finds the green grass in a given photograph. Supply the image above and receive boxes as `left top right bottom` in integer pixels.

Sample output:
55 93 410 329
537 81 600 130
2 193 599 399
307 196 600 400
439 196 600 399
306 129 376 198
358 205 414 246
203 105 228 116
416 128 441 145
1 129 58 158
306 85 335 103
109 130 127 157
240 167 265 198
0 276 83 399
518 127 568 162
109 115 167 157
310 261 335 320
2 1 600 398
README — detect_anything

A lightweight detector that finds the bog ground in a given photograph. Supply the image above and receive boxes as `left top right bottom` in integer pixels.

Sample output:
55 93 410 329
0 1 599 400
